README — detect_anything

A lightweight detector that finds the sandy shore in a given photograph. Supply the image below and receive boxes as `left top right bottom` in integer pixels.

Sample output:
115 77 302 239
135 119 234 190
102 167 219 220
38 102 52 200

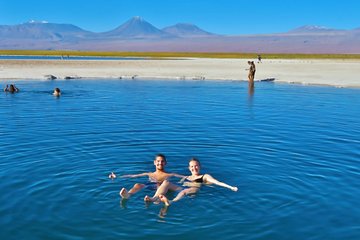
1 58 359 88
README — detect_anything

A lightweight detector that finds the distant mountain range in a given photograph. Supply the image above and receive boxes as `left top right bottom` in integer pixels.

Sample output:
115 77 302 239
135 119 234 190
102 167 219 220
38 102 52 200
0 16 359 54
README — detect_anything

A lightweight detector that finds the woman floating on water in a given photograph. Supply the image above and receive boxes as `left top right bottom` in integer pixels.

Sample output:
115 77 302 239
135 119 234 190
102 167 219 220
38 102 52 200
155 157 238 206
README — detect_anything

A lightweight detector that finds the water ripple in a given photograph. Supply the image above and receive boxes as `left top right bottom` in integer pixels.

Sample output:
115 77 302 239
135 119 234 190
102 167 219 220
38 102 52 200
1 79 359 240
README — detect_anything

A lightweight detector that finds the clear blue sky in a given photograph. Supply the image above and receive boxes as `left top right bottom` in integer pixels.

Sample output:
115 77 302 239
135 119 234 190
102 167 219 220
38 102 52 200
1 0 359 35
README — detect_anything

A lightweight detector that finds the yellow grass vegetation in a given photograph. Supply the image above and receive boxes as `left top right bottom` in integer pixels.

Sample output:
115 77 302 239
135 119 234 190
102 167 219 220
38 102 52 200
1 49 360 60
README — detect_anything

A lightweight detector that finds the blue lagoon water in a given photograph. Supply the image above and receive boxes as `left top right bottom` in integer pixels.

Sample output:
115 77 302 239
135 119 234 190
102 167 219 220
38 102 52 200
0 55 146 61
0 79 359 239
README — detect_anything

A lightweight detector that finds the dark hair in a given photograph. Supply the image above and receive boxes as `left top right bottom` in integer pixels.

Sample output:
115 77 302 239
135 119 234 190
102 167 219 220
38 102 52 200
55 87 61 92
189 157 200 166
9 84 15 92
156 153 167 162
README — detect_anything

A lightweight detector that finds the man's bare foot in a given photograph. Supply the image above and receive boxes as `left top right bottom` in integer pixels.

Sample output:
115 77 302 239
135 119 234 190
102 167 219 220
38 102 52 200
144 195 155 202
159 194 171 206
144 195 160 204
119 188 130 199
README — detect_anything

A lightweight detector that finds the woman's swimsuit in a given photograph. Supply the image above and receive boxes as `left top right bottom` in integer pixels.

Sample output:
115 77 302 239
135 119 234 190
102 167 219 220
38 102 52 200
181 175 204 189
186 175 204 183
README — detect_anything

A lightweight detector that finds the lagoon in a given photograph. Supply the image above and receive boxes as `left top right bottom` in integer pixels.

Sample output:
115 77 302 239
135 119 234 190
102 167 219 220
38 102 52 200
0 79 359 239
0 55 146 61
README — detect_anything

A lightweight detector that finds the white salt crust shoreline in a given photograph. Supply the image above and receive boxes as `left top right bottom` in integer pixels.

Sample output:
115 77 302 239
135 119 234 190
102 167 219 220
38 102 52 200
0 58 359 88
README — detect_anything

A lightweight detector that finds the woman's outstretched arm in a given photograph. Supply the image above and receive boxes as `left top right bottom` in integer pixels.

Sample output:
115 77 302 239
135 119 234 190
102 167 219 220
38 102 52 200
203 174 238 191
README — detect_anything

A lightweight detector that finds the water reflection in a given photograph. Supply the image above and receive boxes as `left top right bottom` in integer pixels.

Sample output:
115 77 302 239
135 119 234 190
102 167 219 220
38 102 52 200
0 55 147 61
158 206 169 219
120 199 128 209
247 82 254 108
248 82 254 96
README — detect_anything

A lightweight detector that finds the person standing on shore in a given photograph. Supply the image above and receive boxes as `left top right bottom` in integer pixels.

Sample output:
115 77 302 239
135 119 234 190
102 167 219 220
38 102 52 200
247 61 256 89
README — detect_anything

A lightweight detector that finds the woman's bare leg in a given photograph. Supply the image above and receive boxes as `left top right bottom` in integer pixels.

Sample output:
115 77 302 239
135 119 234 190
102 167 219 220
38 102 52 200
160 187 199 205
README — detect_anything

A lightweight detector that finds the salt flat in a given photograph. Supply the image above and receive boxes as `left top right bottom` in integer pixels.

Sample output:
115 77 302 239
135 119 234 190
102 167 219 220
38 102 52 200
1 58 359 88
